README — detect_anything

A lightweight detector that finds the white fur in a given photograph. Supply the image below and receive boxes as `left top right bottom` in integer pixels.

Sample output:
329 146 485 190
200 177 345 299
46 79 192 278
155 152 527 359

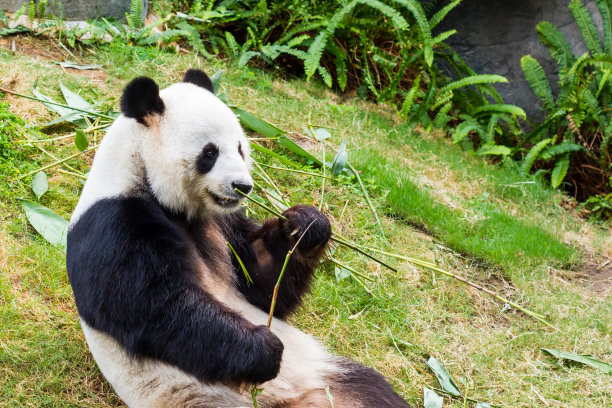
73 80 338 407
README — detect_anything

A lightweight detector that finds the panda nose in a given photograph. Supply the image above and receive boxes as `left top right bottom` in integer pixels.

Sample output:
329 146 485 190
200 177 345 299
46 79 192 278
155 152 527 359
232 182 253 195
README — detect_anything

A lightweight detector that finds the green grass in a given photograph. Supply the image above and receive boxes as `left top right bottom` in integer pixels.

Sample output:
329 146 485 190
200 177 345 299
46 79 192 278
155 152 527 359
0 39 610 407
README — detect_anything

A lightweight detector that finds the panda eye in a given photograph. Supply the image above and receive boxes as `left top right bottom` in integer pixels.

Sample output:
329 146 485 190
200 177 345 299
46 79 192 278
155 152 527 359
204 147 218 159
196 143 219 174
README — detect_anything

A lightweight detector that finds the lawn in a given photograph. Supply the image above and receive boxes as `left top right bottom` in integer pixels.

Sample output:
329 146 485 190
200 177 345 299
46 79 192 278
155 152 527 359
0 36 610 407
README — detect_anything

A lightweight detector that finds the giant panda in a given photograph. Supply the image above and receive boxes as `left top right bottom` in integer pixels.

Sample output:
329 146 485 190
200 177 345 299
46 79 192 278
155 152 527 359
66 69 410 408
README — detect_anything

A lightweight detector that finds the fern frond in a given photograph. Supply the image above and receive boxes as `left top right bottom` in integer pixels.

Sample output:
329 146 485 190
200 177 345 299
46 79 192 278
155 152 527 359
429 0 461 29
433 102 452 129
595 0 612 53
317 65 333 88
176 21 211 57
452 115 483 144
391 0 433 66
541 141 585 159
361 0 409 31
225 31 240 57
238 51 260 67
583 88 610 127
570 0 602 54
431 89 453 110
335 54 348 91
522 138 552 174
401 75 421 117
28 0 36 22
433 29 456 45
472 104 526 119
304 1 358 79
441 74 507 93
127 0 144 31
521 55 555 111
286 34 310 48
551 152 570 188
537 21 575 74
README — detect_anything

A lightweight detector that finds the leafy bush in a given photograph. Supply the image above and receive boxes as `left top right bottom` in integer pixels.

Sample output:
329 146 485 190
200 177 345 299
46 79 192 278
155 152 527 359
520 0 612 198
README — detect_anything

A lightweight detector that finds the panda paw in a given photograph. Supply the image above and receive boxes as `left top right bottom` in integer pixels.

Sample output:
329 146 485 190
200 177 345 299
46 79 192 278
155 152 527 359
281 205 331 257
245 325 284 384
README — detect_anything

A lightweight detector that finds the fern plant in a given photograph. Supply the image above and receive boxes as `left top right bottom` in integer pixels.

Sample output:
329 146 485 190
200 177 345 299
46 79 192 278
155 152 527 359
520 0 612 196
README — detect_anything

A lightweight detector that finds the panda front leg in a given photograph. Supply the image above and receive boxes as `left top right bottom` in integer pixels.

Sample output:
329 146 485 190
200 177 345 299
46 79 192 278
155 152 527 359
226 205 332 319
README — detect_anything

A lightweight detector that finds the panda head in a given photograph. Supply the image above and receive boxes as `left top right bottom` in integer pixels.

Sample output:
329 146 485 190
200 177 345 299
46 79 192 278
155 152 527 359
120 69 253 218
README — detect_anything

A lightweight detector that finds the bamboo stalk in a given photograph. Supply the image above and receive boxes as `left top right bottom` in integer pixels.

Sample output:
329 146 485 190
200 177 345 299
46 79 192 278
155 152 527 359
15 144 100 181
0 87 115 120
256 161 336 181
364 246 555 329
267 221 315 327
236 189 287 220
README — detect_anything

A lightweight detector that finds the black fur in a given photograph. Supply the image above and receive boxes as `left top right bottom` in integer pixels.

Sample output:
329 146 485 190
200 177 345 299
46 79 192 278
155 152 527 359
183 69 214 93
67 195 331 384
67 196 284 384
218 205 331 319
120 77 165 126
196 143 219 174
330 359 411 407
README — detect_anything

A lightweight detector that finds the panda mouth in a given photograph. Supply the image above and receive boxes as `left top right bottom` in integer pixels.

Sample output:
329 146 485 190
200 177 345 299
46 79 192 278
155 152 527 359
209 191 240 208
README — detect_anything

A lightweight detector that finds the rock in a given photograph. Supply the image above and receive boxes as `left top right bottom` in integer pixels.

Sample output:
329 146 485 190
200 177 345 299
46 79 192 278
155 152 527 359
434 0 603 121
0 0 147 22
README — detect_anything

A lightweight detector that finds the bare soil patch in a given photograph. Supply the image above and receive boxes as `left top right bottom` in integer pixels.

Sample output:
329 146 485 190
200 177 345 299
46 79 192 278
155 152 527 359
583 257 612 294
0 35 107 84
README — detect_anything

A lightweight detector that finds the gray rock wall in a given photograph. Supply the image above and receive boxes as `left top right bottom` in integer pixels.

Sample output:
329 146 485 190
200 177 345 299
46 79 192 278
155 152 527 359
436 0 602 121
0 0 145 21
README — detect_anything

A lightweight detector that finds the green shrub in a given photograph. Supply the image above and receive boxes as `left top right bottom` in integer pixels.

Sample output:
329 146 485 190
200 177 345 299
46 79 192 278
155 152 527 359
520 0 612 198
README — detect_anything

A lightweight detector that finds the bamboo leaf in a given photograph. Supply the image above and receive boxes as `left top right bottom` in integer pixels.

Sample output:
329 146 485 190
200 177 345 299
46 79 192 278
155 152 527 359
233 108 284 138
335 266 351 282
423 387 443 408
427 357 462 396
542 348 612 373
22 200 69 249
60 82 94 112
331 139 348 176
276 135 322 165
31 171 48 200
75 129 89 151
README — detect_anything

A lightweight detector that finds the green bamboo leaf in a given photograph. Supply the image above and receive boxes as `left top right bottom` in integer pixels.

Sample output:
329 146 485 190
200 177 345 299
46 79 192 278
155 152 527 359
210 70 223 95
542 348 612 373
22 200 69 249
31 171 48 200
75 129 89 151
331 139 348 176
551 153 570 188
60 82 94 111
423 387 443 408
276 135 322 165
427 356 462 396
232 108 284 138
310 128 331 142
335 266 351 282
32 81 78 119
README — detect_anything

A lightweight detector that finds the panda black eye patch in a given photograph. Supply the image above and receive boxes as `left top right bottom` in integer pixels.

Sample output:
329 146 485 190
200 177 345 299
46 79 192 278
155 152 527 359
196 143 219 174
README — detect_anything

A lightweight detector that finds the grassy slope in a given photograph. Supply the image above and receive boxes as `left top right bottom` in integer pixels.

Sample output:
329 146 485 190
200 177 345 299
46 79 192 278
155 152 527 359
0 40 610 407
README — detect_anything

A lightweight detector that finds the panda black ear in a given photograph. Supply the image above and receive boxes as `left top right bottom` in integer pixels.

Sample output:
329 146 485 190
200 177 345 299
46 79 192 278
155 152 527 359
120 77 165 126
183 69 214 93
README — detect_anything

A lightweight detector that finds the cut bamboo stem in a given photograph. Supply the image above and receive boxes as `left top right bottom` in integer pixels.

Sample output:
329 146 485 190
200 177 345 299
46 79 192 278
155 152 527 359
267 221 315 328
0 87 115 120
